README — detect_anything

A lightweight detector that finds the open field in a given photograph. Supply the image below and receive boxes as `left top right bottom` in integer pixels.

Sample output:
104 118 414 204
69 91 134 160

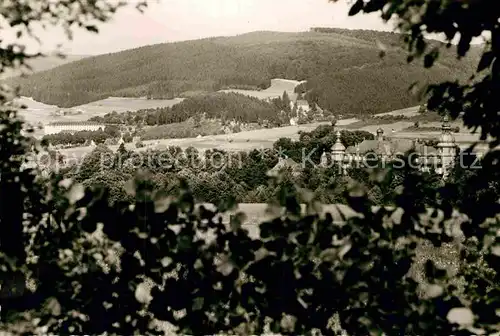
353 121 414 134
374 105 421 118
58 118 359 158
403 121 468 132
15 96 184 125
393 131 492 151
70 97 184 120
219 78 304 101
16 97 60 124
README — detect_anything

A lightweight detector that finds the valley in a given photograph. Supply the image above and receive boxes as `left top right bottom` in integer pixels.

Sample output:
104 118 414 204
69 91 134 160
8 29 486 162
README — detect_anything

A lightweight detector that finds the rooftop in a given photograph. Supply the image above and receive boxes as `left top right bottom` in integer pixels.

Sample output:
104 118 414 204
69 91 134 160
46 121 106 126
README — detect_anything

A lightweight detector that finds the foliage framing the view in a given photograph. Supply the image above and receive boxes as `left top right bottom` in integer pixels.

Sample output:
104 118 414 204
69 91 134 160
1 0 500 335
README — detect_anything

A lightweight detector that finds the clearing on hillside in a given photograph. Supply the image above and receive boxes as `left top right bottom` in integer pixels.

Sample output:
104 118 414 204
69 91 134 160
219 78 305 101
15 96 184 125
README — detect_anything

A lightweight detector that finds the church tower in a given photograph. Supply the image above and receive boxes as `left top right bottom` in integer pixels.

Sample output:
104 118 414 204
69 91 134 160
331 131 346 173
437 116 456 179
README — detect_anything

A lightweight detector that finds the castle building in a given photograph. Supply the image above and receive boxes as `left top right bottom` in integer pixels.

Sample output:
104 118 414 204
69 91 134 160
44 121 106 135
321 118 457 178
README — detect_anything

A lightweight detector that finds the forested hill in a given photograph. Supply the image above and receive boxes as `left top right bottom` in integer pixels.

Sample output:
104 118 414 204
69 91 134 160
6 29 480 115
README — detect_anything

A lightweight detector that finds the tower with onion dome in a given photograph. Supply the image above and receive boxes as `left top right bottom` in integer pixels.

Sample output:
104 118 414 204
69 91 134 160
437 116 456 178
331 130 346 165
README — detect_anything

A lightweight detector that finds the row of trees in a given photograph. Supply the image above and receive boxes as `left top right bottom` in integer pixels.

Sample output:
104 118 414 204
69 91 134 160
41 125 132 146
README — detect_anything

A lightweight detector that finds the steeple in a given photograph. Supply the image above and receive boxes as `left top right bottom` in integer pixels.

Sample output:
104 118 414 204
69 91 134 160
331 130 346 163
442 115 451 132
437 115 456 179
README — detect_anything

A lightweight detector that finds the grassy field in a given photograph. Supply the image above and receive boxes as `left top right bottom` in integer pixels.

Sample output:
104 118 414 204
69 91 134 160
70 97 184 120
374 105 421 118
15 96 184 125
219 78 304 101
16 97 60 124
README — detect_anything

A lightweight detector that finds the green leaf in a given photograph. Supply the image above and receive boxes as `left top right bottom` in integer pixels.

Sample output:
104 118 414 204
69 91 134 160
135 282 152 304
66 183 84 204
338 241 352 259
477 51 495 72
216 255 234 276
320 248 338 263
154 191 171 213
230 212 247 232
124 178 136 197
192 297 204 311
491 245 500 257
280 314 297 332
423 284 444 299
45 297 61 316
348 0 364 16
86 25 99 33
424 49 439 68
58 178 73 189
424 259 447 281
447 307 474 326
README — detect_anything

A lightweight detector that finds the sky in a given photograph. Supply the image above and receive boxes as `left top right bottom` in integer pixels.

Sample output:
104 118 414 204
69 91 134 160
6 0 396 56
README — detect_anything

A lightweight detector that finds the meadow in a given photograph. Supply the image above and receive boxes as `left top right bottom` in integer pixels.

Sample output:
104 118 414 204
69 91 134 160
17 96 184 125
218 78 304 101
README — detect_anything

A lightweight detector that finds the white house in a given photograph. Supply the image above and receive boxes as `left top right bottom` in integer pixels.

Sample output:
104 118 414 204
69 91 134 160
44 121 106 135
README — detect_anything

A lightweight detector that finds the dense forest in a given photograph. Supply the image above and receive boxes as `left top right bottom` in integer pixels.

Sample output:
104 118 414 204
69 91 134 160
6 30 479 116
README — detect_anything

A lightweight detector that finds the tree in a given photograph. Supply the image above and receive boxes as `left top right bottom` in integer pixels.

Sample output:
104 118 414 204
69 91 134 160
76 144 114 182
418 103 427 114
104 125 120 137
282 90 291 113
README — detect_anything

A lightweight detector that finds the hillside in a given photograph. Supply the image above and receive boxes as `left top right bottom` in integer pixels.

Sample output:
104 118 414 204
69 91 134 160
6 29 480 116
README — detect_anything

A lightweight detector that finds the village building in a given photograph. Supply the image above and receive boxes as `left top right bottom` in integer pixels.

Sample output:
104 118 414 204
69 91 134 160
43 121 106 135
